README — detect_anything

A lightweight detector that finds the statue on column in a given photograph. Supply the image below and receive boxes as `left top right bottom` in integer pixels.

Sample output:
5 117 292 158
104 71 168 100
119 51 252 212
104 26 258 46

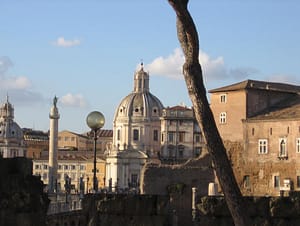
53 96 58 107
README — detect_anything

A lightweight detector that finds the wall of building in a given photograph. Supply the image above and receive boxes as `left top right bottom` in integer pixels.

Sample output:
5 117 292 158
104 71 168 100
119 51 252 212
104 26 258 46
240 119 300 196
210 90 247 141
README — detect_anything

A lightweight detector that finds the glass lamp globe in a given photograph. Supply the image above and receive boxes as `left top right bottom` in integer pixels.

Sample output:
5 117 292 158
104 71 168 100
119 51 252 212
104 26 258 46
86 111 105 130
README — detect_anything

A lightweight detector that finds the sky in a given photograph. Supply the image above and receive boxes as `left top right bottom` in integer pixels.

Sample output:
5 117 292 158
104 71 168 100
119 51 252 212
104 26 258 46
1 0 300 133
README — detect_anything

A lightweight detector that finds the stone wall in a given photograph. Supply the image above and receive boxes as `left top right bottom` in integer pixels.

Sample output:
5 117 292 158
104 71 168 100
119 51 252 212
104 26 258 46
195 194 300 226
81 193 172 226
141 154 215 226
0 157 49 226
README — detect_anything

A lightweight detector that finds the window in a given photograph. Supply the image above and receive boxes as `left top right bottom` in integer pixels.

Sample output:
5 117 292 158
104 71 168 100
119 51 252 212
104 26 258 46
161 133 164 142
170 120 176 125
71 165 76 170
243 175 250 188
258 139 268 154
168 132 175 143
117 129 120 141
195 147 202 157
80 165 85 171
179 132 185 142
195 134 200 143
133 129 139 141
71 137 75 141
43 164 48 170
131 174 138 187
296 138 300 153
279 138 287 157
220 94 227 103
178 148 184 158
152 107 158 115
297 176 300 188
274 176 280 188
64 165 68 170
35 164 40 170
153 130 158 141
220 112 226 124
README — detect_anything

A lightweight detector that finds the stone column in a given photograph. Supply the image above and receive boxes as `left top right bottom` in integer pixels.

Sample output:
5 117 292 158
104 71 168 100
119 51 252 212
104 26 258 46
48 96 60 193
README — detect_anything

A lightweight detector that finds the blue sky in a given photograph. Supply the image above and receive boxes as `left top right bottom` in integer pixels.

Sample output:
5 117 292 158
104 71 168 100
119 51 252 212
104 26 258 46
1 0 299 133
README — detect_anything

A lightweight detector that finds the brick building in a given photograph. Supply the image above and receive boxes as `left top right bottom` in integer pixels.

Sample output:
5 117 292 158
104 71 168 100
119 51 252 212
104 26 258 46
209 79 300 196
23 128 49 159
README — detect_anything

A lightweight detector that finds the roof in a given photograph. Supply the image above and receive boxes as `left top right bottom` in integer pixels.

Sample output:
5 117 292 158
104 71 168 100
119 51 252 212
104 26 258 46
98 129 113 137
246 95 300 121
165 105 192 111
34 154 88 161
209 79 300 94
60 130 88 139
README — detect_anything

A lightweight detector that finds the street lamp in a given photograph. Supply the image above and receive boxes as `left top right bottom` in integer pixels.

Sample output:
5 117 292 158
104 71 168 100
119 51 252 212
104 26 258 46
86 111 105 192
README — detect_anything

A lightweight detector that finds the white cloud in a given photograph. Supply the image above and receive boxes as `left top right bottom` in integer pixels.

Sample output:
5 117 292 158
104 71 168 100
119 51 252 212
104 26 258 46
60 93 87 108
146 48 184 79
146 48 258 86
0 76 31 89
0 56 32 90
146 48 228 81
199 50 226 81
53 37 81 47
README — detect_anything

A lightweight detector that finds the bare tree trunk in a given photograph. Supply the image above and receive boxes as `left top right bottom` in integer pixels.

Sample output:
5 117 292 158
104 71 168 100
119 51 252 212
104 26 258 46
168 1 251 225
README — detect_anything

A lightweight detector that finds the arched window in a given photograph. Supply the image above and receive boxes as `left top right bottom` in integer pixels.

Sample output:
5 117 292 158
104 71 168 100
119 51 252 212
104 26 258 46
279 138 287 157
133 129 139 141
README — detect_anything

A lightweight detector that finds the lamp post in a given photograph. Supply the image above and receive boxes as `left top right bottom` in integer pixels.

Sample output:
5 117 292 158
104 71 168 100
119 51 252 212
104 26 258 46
86 111 105 192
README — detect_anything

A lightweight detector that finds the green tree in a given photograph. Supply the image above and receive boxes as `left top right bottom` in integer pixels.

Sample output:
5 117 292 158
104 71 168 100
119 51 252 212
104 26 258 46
167 0 251 225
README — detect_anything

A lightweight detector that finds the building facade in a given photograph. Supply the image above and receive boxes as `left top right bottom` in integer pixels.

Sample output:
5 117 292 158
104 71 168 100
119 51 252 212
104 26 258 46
105 64 163 191
23 128 49 159
58 130 88 151
160 105 205 163
209 79 300 196
33 155 106 192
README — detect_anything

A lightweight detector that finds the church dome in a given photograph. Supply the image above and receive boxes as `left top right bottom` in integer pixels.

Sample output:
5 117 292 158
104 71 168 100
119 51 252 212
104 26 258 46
112 64 164 155
114 64 164 121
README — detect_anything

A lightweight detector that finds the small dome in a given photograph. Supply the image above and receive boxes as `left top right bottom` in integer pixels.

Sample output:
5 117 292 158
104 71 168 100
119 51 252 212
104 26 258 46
0 121 23 140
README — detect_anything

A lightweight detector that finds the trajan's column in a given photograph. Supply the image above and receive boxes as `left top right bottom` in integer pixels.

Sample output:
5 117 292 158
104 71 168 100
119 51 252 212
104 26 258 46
48 96 60 193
